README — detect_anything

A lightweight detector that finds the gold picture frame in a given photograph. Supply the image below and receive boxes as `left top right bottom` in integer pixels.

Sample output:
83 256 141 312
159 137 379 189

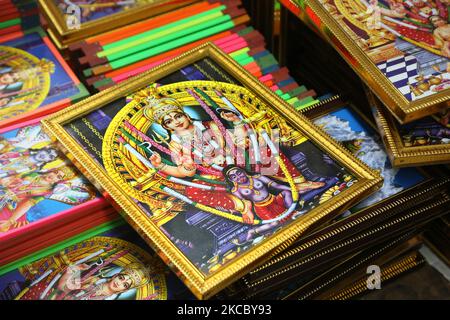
368 91 450 167
286 0 449 123
219 96 449 299
38 0 198 49
42 43 382 299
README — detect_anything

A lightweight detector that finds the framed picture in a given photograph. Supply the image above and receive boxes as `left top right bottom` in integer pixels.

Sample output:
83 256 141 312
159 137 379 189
0 28 88 129
220 98 450 299
0 223 195 300
38 0 199 49
286 0 449 123
368 91 450 167
42 43 382 299
306 99 429 210
0 116 110 266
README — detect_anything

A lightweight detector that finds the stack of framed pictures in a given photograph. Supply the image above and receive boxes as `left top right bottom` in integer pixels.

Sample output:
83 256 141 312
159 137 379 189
59 0 316 108
42 1 325 112
0 222 195 300
243 0 450 299
41 43 384 298
0 116 115 268
0 0 448 301
278 0 449 123
277 0 449 167
0 23 114 277
217 93 450 299
0 28 89 129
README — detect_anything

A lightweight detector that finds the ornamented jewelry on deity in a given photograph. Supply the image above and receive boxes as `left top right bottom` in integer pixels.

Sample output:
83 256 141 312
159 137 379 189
105 82 300 225
116 136 227 192
119 124 225 184
233 177 261 195
123 120 222 176
213 89 262 169
186 88 235 164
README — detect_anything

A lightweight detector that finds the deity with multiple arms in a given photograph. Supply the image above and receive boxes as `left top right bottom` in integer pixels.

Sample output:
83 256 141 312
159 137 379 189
107 82 343 244
0 125 96 232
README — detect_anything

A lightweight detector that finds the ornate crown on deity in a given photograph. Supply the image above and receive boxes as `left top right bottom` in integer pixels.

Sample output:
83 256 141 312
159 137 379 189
120 262 151 289
50 165 77 181
36 59 55 74
15 58 55 79
139 87 184 124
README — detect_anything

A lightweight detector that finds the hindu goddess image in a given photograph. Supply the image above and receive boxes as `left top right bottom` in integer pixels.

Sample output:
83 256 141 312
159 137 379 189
0 166 96 232
12 236 169 300
48 262 151 300
107 83 346 244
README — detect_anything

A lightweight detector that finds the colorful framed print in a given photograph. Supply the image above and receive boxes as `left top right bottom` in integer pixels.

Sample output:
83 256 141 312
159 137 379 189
0 116 107 253
0 223 194 300
38 0 199 49
42 43 382 299
286 0 449 123
219 98 450 299
307 100 427 212
0 28 88 128
368 91 450 167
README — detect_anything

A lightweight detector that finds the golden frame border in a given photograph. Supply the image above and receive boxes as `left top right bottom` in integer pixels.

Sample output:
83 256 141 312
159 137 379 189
301 0 450 124
366 90 450 167
42 43 382 299
38 0 198 48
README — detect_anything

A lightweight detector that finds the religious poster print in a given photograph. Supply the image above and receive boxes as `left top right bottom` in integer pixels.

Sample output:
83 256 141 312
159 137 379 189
0 31 83 122
0 123 97 234
313 105 425 212
48 48 381 297
312 0 449 101
0 224 193 300
66 80 356 274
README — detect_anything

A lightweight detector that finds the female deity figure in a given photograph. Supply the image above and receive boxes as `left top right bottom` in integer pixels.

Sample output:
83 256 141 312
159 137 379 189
223 165 306 242
13 236 168 301
0 65 23 96
144 95 230 177
0 125 59 178
430 15 450 58
51 262 151 300
0 166 96 232
141 90 331 226
0 144 59 178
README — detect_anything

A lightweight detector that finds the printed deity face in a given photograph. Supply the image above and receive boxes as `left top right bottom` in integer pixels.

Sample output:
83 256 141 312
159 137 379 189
161 111 192 132
34 148 58 163
42 169 67 184
226 167 249 184
430 15 446 28
109 273 133 293
0 72 20 85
